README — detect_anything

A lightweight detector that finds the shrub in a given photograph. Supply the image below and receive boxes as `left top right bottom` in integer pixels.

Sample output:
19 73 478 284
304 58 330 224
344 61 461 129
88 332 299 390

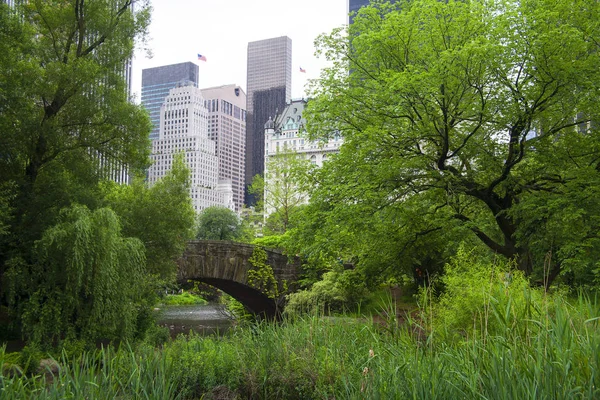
423 246 549 342
285 268 369 316
162 292 208 306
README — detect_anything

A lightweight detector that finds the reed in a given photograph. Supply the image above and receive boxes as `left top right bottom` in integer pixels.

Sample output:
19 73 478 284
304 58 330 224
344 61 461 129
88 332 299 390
1 292 599 399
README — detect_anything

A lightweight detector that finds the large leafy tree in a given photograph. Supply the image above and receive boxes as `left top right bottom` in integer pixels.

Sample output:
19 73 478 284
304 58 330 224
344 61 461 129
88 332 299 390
0 0 151 247
304 0 600 286
102 155 196 280
9 205 146 347
0 1 153 343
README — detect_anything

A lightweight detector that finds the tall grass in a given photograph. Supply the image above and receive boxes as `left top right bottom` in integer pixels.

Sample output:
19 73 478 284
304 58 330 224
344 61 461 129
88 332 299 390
0 344 179 399
2 291 599 398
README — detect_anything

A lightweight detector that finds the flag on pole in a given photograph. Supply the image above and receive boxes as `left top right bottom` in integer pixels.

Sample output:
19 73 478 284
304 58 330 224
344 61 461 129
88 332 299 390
197 54 207 62
299 67 306 73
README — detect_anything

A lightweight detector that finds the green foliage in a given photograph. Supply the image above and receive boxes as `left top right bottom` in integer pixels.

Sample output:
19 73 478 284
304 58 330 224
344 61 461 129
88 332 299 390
17 345 42 377
421 246 549 342
11 205 147 348
166 335 243 398
143 325 171 348
0 182 16 239
2 286 600 399
257 146 311 234
251 232 290 250
0 0 151 189
102 154 195 279
0 344 179 399
0 0 153 347
303 0 600 285
161 292 208 306
247 247 283 299
285 267 369 316
222 293 254 323
196 206 244 241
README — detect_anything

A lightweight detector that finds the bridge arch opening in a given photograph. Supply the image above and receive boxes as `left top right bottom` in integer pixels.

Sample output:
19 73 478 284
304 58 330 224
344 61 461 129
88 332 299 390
185 278 281 320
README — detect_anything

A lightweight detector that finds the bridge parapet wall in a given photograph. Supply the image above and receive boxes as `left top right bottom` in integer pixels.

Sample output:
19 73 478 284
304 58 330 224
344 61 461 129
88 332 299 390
177 240 299 294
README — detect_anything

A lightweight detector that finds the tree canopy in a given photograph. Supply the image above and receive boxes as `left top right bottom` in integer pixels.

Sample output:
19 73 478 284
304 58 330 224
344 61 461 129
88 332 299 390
103 154 196 279
196 206 246 241
252 146 311 234
0 1 198 347
302 0 600 287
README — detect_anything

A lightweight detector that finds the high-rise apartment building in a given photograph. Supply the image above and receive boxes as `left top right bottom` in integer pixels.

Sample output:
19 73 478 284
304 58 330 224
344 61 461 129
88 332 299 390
245 36 292 205
148 83 234 212
141 62 199 140
201 85 247 212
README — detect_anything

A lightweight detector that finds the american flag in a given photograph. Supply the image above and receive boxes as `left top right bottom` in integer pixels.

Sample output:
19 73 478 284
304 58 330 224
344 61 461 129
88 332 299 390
299 67 306 73
197 54 207 62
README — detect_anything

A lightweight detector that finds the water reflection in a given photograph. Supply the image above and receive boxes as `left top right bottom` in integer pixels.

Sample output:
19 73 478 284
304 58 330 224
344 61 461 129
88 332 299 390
157 304 234 337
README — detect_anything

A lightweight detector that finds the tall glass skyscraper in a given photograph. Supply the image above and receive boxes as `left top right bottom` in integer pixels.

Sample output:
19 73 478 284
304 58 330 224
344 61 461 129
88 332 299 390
349 0 371 24
349 0 396 24
245 36 292 205
141 62 199 140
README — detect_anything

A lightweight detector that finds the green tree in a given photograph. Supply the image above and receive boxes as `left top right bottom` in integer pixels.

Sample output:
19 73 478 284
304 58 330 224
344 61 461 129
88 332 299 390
6 205 146 347
251 146 311 234
196 206 246 241
102 154 196 279
304 0 600 286
0 0 152 343
0 0 151 248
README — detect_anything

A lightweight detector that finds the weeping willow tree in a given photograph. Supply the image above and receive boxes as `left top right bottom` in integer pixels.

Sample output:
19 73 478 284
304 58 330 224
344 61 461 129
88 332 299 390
8 205 146 347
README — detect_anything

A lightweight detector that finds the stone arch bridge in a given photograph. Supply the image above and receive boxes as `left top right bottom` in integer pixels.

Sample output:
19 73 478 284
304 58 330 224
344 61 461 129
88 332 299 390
177 240 301 319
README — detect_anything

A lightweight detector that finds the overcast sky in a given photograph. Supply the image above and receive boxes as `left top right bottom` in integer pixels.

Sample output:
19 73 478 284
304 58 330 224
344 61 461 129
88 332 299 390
131 0 348 102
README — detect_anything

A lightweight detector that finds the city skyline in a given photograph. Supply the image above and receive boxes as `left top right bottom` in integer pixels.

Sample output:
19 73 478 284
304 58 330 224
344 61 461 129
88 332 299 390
131 0 347 103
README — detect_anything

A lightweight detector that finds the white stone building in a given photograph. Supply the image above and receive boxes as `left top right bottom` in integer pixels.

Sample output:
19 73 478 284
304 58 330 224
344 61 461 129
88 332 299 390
263 99 343 217
201 85 247 212
148 83 234 212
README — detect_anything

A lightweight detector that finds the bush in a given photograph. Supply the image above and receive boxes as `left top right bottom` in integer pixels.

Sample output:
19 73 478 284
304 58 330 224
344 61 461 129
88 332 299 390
162 292 208 306
285 268 369 316
144 325 170 347
18 345 42 376
422 246 549 342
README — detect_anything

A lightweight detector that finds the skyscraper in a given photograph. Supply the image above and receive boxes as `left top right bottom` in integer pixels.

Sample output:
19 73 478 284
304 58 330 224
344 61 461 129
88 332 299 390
141 62 199 140
349 0 396 24
201 85 247 212
349 0 371 24
148 83 234 212
245 36 292 205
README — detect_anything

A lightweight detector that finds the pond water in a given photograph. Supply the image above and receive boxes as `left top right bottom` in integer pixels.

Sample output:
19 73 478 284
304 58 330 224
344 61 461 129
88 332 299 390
156 304 234 337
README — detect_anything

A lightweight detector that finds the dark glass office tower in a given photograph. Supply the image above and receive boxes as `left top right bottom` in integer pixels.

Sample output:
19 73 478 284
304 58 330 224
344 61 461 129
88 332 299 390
349 0 371 24
245 36 292 206
141 62 199 140
349 0 397 24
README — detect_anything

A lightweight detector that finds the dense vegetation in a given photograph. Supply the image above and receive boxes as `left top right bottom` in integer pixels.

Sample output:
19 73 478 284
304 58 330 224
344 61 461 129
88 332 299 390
2 0 600 398
293 0 600 290
2 256 599 398
0 1 195 348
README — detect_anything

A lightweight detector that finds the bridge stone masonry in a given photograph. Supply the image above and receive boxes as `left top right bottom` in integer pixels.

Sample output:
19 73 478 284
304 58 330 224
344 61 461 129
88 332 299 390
177 240 301 319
